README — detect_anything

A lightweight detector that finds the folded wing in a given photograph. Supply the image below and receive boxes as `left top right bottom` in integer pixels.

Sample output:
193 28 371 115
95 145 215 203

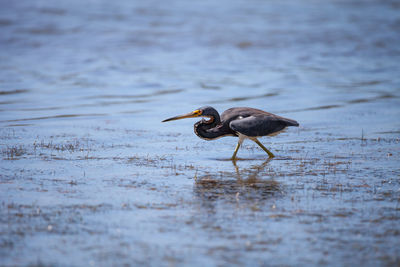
229 114 298 137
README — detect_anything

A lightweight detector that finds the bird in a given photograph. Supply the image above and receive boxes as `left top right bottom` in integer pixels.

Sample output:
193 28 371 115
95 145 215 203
162 106 299 160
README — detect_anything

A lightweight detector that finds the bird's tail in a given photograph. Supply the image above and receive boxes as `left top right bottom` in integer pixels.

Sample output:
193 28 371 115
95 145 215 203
283 118 299 127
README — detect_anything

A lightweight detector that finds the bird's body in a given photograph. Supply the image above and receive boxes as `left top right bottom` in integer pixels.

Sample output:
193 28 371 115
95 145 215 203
162 106 299 160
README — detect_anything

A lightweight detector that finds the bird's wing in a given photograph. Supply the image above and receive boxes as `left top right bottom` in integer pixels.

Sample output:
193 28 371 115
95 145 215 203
229 114 288 137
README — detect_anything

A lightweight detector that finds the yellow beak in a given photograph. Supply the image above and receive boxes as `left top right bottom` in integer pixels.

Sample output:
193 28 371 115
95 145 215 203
162 111 201 122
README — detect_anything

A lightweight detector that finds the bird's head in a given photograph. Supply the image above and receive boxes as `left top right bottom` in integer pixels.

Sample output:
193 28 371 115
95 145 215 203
162 106 218 123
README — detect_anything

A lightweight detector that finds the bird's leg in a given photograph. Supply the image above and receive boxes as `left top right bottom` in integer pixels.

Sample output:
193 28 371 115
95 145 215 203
252 138 275 158
231 142 241 161
231 136 245 161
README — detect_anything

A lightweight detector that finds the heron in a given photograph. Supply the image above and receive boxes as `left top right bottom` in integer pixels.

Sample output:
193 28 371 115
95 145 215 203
162 106 299 160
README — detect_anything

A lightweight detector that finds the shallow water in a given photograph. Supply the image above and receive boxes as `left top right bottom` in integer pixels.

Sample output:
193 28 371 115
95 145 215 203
1 0 400 266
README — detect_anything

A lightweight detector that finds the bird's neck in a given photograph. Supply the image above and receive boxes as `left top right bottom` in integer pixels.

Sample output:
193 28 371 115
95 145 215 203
194 113 223 140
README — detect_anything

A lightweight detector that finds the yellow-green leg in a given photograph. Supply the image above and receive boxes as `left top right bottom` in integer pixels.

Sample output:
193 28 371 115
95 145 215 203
231 137 245 161
252 138 275 158
231 142 241 160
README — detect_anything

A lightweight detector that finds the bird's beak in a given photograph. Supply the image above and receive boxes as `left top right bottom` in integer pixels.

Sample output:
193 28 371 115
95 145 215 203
162 110 202 122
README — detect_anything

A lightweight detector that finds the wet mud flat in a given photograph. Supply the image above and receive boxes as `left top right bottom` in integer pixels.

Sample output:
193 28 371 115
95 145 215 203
1 120 399 266
1 0 400 266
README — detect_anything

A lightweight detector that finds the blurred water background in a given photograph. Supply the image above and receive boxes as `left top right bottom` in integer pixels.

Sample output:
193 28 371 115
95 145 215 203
1 0 400 266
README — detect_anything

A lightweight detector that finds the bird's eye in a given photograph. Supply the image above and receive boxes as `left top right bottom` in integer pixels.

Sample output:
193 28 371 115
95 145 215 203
193 109 202 116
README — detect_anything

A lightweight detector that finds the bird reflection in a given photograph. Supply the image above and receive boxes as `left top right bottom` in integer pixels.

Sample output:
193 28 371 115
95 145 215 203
193 159 282 211
232 158 272 181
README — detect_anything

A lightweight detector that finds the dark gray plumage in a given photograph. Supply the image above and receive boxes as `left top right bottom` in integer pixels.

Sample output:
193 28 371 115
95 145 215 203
162 106 299 160
223 107 299 137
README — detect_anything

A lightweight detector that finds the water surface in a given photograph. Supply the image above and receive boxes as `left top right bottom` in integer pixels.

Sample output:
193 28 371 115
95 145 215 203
1 0 400 266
